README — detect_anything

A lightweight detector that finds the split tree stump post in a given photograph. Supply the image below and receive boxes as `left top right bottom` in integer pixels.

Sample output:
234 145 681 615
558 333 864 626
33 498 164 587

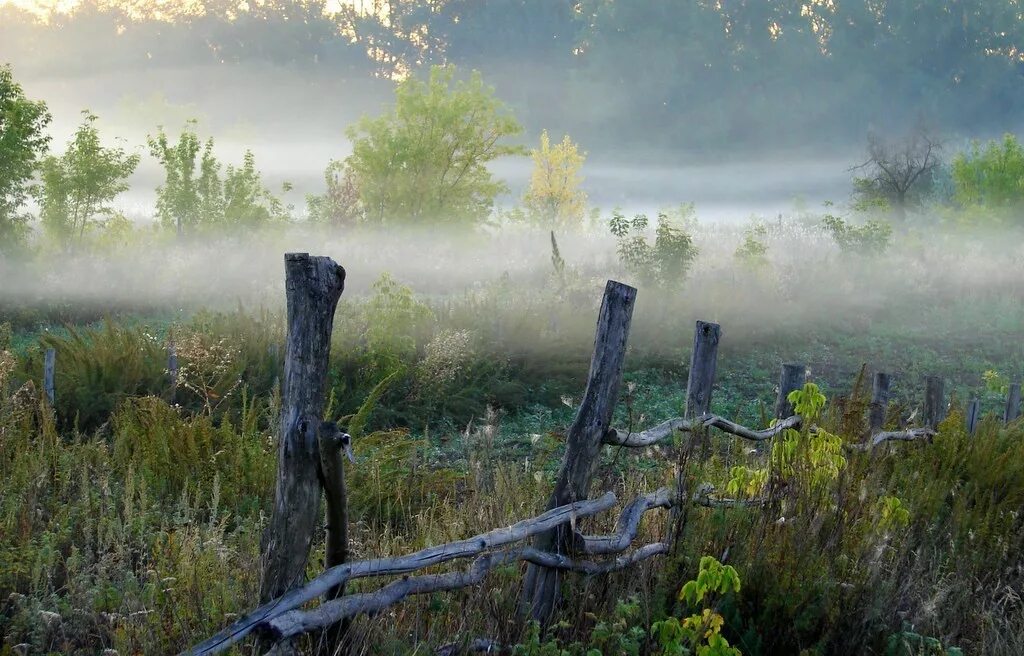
684 321 721 421
260 253 346 604
1005 383 1022 424
666 321 721 555
519 280 636 625
965 398 981 435
869 372 892 432
43 348 55 406
775 363 805 420
924 375 946 430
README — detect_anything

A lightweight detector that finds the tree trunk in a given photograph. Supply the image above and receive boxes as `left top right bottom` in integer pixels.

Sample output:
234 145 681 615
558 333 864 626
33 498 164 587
261 254 346 604
519 280 636 626
775 363 805 420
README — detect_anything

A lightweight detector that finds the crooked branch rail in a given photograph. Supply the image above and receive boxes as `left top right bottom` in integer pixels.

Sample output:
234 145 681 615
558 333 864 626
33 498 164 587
603 412 933 451
184 491 669 655
183 258 1016 656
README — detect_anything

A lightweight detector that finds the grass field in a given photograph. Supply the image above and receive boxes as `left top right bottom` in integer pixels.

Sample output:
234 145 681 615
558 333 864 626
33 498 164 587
2 217 1024 655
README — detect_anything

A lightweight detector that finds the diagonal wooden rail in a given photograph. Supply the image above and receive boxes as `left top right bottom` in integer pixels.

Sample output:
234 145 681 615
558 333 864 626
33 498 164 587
184 487 681 655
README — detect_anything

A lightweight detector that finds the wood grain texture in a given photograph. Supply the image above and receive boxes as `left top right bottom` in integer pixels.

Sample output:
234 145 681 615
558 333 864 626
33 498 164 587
260 254 346 605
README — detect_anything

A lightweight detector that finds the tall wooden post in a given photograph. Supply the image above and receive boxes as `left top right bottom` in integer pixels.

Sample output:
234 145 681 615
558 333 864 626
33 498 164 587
869 372 891 432
923 375 945 429
519 280 636 625
261 254 346 604
965 398 981 435
1005 383 1022 424
43 348 55 406
684 321 721 420
775 363 805 420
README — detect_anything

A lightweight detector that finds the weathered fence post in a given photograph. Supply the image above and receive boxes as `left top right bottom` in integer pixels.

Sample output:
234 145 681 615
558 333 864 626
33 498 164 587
1005 383 1022 424
965 398 981 435
869 372 892 432
775 363 805 419
43 347 55 405
923 375 945 429
684 321 721 421
666 321 721 557
519 280 636 625
261 253 346 605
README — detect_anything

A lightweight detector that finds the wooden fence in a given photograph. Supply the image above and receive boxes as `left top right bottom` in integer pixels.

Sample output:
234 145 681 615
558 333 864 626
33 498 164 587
29 253 1022 655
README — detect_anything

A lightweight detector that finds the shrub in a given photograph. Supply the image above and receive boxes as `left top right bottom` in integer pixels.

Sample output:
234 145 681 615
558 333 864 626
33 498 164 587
609 207 699 289
821 214 892 255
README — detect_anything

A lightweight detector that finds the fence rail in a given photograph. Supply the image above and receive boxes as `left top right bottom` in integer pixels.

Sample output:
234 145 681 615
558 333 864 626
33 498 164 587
27 252 1008 655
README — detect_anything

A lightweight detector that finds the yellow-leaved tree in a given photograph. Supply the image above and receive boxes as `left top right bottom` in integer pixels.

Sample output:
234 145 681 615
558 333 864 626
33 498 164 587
524 130 587 229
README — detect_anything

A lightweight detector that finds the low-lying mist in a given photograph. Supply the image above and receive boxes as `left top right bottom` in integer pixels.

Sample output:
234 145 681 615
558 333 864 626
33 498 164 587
4 217 1022 358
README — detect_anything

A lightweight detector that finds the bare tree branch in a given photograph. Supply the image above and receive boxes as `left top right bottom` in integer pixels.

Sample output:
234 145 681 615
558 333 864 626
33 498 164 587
602 418 691 446
572 487 673 554
263 544 669 640
184 493 618 656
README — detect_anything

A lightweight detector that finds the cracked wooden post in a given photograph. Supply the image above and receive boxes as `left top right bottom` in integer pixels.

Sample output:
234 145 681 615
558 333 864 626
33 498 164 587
869 372 891 432
43 347 55 406
923 375 945 430
318 421 354 644
775 363 805 420
261 254 346 606
965 398 981 435
684 321 720 421
1005 383 1021 424
519 280 636 626
666 321 720 559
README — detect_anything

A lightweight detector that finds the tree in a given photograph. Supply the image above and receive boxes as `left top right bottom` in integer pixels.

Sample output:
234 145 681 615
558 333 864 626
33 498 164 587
35 111 139 252
147 121 220 238
306 159 363 227
851 126 942 219
524 130 586 229
345 65 524 226
0 64 51 253
951 134 1024 215
222 150 289 228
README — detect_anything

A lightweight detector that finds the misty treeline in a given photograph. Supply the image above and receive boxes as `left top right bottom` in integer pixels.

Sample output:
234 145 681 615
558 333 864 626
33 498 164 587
2 0 1024 153
4 52 1024 258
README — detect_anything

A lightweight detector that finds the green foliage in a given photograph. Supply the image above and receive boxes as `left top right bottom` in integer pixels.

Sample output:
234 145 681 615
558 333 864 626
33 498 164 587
148 121 221 237
0 64 51 252
362 272 434 376
346 65 525 225
24 322 170 432
35 110 139 252
678 556 741 606
222 150 290 227
306 159 363 227
149 123 286 235
875 495 910 531
886 625 963 656
734 224 768 269
653 557 743 656
608 207 699 289
951 134 1024 214
982 369 1010 395
821 214 892 255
